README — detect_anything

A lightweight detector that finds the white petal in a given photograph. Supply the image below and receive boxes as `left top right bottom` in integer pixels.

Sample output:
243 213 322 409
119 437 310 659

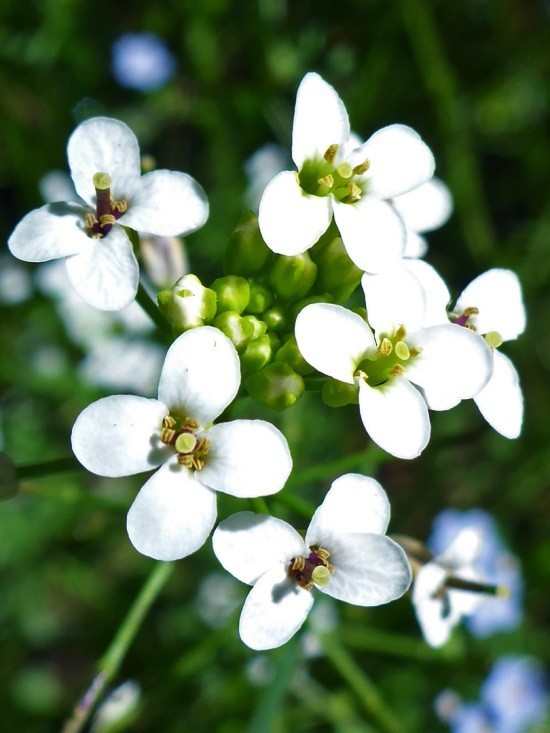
199 420 292 498
358 377 430 459
157 327 240 425
295 303 375 384
361 265 426 335
212 512 306 585
439 528 483 567
353 124 435 199
306 474 391 543
122 170 209 237
421 385 462 412
65 227 139 310
413 563 458 647
239 564 314 650
126 458 217 561
67 117 141 207
474 350 523 439
405 324 493 399
318 534 411 606
393 178 453 233
403 229 428 258
258 171 332 255
333 196 406 273
71 395 171 477
455 269 526 341
291 72 350 168
8 202 89 262
402 259 450 327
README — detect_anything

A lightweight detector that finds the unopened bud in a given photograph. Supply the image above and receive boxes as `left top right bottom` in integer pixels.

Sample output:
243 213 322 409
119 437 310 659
157 274 217 333
262 306 287 333
245 363 304 411
268 252 317 302
211 275 250 315
213 311 254 352
241 334 273 376
242 315 267 341
309 235 362 303
246 281 274 314
224 211 273 276
322 378 359 408
275 336 314 376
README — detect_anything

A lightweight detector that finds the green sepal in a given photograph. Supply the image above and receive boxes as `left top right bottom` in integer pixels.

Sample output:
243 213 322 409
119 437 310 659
322 378 359 407
246 280 274 314
274 335 314 376
268 252 317 301
242 315 267 341
240 334 273 377
245 363 305 411
211 275 250 315
224 211 273 277
212 311 254 352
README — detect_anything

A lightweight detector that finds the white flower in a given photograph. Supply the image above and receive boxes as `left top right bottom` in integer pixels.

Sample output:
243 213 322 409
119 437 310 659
295 295 493 459
413 528 486 647
213 473 411 650
392 177 453 258
258 72 435 273
71 326 292 561
451 269 526 438
9 117 209 311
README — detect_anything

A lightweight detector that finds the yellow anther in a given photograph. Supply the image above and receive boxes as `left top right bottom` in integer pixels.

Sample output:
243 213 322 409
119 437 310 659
396 325 407 341
290 556 305 572
163 416 176 429
323 144 339 164
183 417 200 431
409 346 423 357
160 427 176 444
93 172 112 190
313 546 331 563
353 159 370 175
485 331 503 349
347 182 362 202
112 199 127 214
395 341 410 360
336 162 352 178
378 338 393 356
389 364 405 377
463 307 479 317
311 565 332 586
99 214 116 226
318 174 334 187
85 213 97 229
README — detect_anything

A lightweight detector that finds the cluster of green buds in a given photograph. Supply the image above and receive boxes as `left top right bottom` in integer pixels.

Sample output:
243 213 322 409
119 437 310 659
157 212 363 411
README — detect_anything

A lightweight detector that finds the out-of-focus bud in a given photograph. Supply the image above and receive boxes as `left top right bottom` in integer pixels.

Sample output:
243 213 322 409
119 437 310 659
224 211 273 277
245 363 304 411
274 336 314 376
211 275 250 315
213 311 254 352
268 252 317 301
246 281 274 314
262 306 287 333
91 680 141 732
140 235 188 289
242 315 267 341
322 378 359 408
310 235 362 303
0 452 18 500
157 274 217 333
241 334 273 376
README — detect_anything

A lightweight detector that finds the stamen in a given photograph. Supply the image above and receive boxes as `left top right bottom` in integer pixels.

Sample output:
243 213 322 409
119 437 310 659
317 174 334 187
388 364 405 377
99 214 116 226
352 159 370 175
323 144 339 165
288 545 334 590
346 182 362 202
377 338 393 357
395 325 407 341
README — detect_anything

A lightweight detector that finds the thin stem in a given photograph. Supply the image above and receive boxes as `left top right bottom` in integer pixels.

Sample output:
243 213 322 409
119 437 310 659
61 561 174 733
340 626 462 663
287 444 390 490
15 456 81 480
273 490 314 520
136 281 172 338
251 497 270 514
321 635 406 733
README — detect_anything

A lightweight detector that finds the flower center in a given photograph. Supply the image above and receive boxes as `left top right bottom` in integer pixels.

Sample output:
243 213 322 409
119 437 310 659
288 545 334 591
85 172 127 239
297 144 369 203
354 325 422 387
160 414 210 470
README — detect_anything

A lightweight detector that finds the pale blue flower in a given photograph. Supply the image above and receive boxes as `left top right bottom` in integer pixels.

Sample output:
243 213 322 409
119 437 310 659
111 33 176 92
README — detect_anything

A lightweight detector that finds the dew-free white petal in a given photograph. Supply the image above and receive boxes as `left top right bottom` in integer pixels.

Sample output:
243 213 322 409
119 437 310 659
65 227 139 310
361 266 426 335
358 377 430 459
403 229 428 258
421 385 462 412
67 117 141 207
157 327 240 426
8 203 89 262
295 303 375 384
474 350 523 439
306 474 391 543
455 269 526 341
333 196 406 273
213 512 306 585
413 563 458 647
122 170 209 237
406 324 493 399
71 395 171 477
199 420 292 498
239 564 314 650
357 124 435 199
439 527 483 567
258 171 332 255
291 72 350 168
402 259 450 327
319 533 411 606
393 178 453 233
127 457 217 561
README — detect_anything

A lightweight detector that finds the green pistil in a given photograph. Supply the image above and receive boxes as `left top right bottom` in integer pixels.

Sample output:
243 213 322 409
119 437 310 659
298 148 368 202
355 326 421 387
174 432 197 454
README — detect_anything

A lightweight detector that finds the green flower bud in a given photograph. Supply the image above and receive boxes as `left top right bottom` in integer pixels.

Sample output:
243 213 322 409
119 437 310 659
213 311 254 352
241 334 273 376
211 275 250 315
157 274 217 333
268 332 281 352
224 211 273 277
288 293 333 323
322 378 359 408
262 306 288 333
268 252 317 302
310 235 362 303
245 363 304 411
241 315 267 341
275 335 314 376
246 281 274 314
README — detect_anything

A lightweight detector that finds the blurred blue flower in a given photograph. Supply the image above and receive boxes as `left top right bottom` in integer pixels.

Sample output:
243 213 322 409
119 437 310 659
428 508 523 637
111 33 176 92
451 702 491 733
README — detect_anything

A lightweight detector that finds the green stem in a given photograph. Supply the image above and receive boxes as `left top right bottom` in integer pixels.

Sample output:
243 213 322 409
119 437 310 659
251 497 270 514
287 444 390 490
273 490 314 520
136 281 172 338
61 562 174 733
15 456 81 480
340 626 462 663
321 635 406 733
400 0 496 265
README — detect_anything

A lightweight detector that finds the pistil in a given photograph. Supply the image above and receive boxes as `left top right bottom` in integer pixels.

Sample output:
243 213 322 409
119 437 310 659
288 545 334 590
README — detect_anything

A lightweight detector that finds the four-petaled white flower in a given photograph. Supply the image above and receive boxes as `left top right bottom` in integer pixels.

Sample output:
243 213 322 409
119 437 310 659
258 72 435 273
9 117 209 310
71 326 292 561
295 283 493 459
213 473 412 650
413 528 488 647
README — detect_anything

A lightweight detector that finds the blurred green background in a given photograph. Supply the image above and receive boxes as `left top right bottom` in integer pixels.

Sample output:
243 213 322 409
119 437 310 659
0 0 548 731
